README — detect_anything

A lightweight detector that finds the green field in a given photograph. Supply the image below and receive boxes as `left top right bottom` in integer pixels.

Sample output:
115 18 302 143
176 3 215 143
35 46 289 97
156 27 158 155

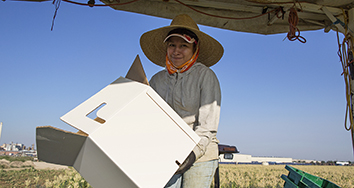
218 164 354 188
0 163 353 187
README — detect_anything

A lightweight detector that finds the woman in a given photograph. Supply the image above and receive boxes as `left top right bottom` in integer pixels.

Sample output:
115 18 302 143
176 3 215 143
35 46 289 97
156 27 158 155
140 14 224 188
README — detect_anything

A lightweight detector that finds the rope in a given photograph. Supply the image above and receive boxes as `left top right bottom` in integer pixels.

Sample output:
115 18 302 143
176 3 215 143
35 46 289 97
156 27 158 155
337 28 354 154
51 0 62 31
336 8 354 155
50 0 139 30
287 7 306 43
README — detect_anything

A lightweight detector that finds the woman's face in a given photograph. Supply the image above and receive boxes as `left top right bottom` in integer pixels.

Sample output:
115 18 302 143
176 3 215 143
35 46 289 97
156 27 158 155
166 36 194 67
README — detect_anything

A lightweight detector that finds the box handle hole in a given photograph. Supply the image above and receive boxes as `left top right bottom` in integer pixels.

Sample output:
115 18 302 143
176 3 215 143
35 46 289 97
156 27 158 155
86 103 107 124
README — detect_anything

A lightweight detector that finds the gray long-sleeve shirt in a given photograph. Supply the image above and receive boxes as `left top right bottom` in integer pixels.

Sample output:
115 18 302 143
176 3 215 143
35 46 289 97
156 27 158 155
150 62 221 162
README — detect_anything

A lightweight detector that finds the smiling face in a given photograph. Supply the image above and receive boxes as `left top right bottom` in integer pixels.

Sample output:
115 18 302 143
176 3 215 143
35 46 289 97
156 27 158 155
166 36 195 67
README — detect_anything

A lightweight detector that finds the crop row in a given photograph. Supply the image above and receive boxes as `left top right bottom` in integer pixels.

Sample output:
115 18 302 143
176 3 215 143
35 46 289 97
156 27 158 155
1 164 353 187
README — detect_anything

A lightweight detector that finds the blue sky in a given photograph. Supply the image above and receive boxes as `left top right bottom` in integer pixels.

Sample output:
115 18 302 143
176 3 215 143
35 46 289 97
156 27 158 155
1 1 353 161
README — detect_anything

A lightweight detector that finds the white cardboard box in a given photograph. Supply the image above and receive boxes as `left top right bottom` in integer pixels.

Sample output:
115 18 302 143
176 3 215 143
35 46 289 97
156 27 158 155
37 74 200 187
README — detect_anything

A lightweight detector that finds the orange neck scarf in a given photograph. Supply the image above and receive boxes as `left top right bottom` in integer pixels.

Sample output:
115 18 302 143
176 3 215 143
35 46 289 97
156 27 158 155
166 47 199 74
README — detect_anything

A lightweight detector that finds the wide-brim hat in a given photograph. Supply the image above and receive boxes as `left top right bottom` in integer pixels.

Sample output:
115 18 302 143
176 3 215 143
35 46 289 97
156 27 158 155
140 14 224 67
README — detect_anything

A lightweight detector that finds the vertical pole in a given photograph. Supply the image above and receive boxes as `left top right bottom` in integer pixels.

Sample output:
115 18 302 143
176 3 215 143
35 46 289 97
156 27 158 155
348 8 354 158
214 147 220 188
214 164 220 188
0 122 2 143
346 8 354 157
349 46 354 157
323 6 354 157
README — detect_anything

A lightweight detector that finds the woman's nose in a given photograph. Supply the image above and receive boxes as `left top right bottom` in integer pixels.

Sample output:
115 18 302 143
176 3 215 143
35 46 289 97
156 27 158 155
172 47 180 55
173 46 182 54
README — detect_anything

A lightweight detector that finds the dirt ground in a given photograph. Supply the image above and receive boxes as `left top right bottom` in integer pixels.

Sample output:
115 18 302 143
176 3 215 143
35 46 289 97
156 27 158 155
2 162 69 171
33 162 68 170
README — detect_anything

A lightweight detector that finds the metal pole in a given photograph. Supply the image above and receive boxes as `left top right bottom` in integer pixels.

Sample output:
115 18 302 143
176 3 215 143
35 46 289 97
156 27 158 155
349 47 354 157
0 122 2 143
348 8 354 158
325 6 354 158
214 164 220 188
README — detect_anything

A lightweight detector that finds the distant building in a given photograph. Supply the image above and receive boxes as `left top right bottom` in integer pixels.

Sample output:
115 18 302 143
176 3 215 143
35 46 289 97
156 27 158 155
3 143 24 151
0 142 36 157
336 161 349 166
219 153 293 164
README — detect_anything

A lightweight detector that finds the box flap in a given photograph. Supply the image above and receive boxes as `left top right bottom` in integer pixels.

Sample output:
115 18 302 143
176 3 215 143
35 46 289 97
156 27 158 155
36 126 87 166
125 55 149 86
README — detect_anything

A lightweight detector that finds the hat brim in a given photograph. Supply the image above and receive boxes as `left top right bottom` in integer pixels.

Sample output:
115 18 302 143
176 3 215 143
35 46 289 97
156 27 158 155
140 24 224 67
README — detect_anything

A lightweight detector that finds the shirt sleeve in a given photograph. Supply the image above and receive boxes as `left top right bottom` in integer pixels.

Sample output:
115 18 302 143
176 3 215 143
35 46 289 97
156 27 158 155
192 68 221 160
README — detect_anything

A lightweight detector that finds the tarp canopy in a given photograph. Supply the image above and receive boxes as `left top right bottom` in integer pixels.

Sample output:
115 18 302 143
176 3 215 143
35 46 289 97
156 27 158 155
98 0 354 35
10 0 354 35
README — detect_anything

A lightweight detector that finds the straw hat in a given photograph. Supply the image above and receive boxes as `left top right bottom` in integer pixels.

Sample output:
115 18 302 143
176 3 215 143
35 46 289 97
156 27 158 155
140 14 224 67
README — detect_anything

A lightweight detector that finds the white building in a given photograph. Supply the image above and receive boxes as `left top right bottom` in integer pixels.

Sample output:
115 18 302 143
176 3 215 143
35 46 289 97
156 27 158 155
219 153 293 164
3 143 24 151
336 161 349 166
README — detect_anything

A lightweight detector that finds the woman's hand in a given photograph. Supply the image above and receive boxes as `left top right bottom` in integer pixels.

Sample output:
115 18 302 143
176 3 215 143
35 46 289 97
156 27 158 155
175 151 196 174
